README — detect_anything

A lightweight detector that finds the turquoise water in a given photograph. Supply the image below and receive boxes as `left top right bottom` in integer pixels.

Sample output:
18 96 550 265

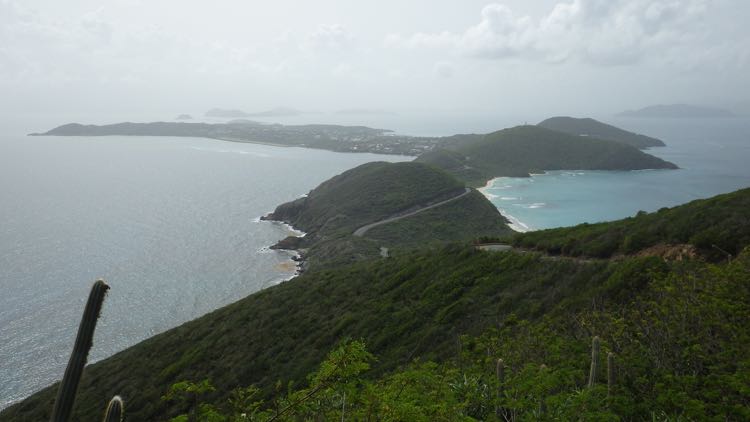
482 117 750 231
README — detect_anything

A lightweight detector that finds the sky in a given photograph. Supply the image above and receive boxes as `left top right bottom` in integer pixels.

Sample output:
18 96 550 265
1 0 749 121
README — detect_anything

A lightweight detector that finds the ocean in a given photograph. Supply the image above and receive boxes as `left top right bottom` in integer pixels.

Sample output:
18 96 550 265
0 126 409 409
1 113 747 409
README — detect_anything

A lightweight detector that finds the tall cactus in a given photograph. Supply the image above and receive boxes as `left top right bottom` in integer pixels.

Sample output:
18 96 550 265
50 279 110 422
587 336 600 388
102 396 124 422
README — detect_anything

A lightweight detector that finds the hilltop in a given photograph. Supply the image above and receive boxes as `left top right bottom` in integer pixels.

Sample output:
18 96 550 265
618 104 736 118
416 125 677 186
263 161 512 269
538 116 665 148
3 187 749 421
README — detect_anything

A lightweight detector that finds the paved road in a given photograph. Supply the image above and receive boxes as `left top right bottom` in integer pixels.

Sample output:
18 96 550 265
353 187 472 237
476 244 513 252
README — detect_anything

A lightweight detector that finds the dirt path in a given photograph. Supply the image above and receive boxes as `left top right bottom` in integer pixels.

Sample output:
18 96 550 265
353 187 472 237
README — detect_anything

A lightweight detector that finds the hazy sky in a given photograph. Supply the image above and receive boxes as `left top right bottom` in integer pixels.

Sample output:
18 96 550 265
1 0 748 118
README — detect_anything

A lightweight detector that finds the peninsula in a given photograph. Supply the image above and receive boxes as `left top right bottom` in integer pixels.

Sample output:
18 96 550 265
29 120 445 156
263 161 511 270
416 125 678 186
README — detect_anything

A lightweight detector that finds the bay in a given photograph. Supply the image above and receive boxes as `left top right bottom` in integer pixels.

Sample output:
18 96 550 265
482 117 750 231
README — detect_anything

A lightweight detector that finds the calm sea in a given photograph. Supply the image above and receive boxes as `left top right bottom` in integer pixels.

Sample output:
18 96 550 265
0 123 408 408
482 117 750 231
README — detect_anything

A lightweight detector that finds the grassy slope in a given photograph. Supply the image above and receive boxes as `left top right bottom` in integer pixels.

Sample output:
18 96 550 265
417 125 677 186
365 189 511 247
538 116 665 148
1 246 638 421
512 187 750 259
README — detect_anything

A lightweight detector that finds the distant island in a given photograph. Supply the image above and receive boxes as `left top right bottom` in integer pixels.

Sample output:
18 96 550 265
205 107 305 118
618 104 736 118
174 114 193 120
538 116 665 148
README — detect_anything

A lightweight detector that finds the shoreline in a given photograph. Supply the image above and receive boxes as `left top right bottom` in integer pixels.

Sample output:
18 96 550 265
260 217 308 279
477 177 531 233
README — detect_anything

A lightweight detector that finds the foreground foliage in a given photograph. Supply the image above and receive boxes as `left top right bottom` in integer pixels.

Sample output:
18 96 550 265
165 251 750 421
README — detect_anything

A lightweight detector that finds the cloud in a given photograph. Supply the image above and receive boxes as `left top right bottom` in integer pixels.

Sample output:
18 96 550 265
303 24 354 55
386 0 712 66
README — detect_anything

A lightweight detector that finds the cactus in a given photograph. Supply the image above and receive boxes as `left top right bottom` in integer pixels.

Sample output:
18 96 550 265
587 336 600 388
50 279 110 422
102 396 124 422
607 352 615 398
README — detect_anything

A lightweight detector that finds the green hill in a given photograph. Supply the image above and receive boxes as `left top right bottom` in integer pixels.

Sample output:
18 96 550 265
416 125 677 186
538 116 665 148
3 186 749 421
266 161 465 236
512 187 750 259
264 161 512 269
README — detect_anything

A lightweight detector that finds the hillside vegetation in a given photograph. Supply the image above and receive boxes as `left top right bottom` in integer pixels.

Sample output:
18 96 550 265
266 161 465 236
416 125 677 186
3 186 749 421
264 161 511 269
538 116 665 148
512 187 750 259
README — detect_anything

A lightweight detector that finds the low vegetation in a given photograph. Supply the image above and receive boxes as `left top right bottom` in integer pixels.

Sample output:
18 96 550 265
165 248 750 421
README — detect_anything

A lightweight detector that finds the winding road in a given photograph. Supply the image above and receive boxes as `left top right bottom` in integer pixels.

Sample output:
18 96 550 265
353 187 472 237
